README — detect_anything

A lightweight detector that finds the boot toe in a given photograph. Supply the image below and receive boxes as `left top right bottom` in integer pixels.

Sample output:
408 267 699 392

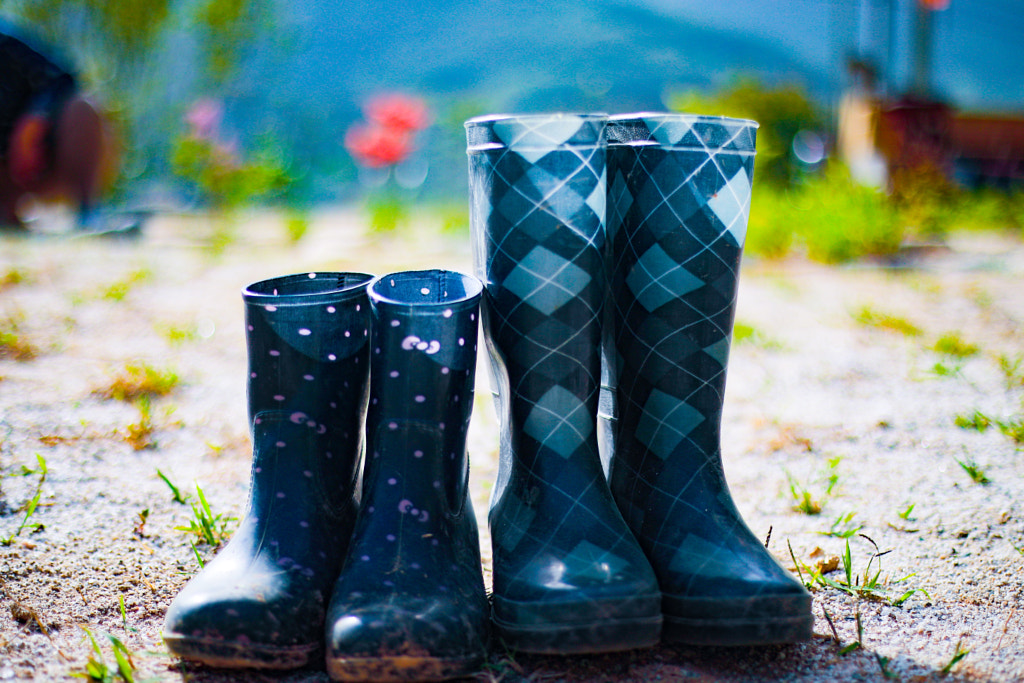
325 598 487 682
164 570 325 668
659 564 812 646
491 559 663 654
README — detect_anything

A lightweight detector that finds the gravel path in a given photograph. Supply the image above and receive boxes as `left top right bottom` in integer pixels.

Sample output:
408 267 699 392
0 211 1021 681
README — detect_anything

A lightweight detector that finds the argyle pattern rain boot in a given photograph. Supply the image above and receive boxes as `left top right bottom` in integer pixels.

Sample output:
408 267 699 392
467 113 662 654
164 272 373 668
325 270 489 682
605 114 812 645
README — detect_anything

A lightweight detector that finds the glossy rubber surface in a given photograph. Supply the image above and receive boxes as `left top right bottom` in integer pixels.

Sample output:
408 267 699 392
606 115 812 645
467 114 662 654
325 270 489 681
163 272 372 668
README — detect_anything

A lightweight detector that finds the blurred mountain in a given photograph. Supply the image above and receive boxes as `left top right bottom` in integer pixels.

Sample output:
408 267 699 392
30 0 1013 205
166 0 834 203
259 0 827 111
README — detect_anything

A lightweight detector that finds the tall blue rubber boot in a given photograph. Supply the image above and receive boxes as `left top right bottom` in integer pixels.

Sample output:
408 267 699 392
605 113 812 645
164 272 373 669
467 113 662 654
325 270 489 682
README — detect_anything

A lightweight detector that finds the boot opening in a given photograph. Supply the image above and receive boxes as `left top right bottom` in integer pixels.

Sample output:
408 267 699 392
370 269 481 307
244 272 374 302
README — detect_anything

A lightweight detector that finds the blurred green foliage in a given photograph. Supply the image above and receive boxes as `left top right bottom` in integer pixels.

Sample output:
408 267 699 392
366 193 408 233
671 79 1024 263
0 0 260 82
0 0 269 198
746 165 1024 263
3 0 170 57
667 77 823 188
747 164 904 264
171 136 290 210
195 0 262 80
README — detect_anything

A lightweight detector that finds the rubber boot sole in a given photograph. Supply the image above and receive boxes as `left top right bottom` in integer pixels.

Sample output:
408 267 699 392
325 652 485 682
661 593 813 646
163 633 318 670
491 593 662 654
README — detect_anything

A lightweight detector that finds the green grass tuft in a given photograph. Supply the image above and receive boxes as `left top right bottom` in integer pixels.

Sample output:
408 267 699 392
955 456 990 485
931 332 979 358
94 362 180 402
0 311 38 361
852 306 922 337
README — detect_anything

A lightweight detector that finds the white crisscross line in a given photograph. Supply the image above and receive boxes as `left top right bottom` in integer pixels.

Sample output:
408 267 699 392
486 143 606 249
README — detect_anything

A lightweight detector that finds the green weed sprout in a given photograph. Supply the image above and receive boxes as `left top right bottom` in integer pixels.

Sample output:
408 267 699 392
95 362 180 402
2 454 48 546
820 512 864 539
175 483 235 548
931 332 979 358
789 537 928 607
941 639 970 674
955 456 991 485
852 306 922 337
897 503 916 521
71 627 137 682
156 469 190 504
785 457 841 515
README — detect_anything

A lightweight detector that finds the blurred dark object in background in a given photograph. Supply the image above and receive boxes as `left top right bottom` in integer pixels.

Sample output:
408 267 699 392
0 28 117 231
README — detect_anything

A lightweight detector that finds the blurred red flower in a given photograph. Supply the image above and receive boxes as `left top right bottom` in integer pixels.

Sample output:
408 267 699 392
344 122 414 168
365 93 432 133
917 0 949 9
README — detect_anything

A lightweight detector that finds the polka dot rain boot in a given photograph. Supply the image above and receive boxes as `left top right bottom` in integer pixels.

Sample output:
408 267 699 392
324 270 489 682
605 114 812 645
466 114 662 654
163 272 373 669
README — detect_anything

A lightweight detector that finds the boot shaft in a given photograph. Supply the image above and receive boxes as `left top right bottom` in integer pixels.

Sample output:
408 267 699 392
242 271 373 511
362 269 482 518
467 114 608 475
243 272 372 420
606 115 758 455
234 410 354 558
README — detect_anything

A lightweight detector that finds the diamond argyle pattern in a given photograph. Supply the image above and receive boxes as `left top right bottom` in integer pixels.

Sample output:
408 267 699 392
634 389 705 461
523 385 592 458
606 115 809 616
504 246 592 315
625 242 704 312
468 115 661 647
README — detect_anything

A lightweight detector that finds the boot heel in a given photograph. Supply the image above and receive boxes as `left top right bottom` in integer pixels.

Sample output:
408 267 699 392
160 636 319 671
662 614 814 647
326 653 485 683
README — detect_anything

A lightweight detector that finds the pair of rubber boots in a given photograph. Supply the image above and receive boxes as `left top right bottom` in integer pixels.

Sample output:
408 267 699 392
467 113 813 653
163 270 489 681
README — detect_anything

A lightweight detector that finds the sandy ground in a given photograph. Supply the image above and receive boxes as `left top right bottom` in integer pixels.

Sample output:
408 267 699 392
0 209 1022 682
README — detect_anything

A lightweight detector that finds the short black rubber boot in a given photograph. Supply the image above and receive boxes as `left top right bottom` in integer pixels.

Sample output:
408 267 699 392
324 270 489 682
163 272 373 669
466 114 662 654
605 114 812 646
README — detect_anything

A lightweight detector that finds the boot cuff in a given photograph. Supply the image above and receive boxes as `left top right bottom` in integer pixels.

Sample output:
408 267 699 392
243 272 374 306
608 113 758 152
368 270 481 315
466 113 606 153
